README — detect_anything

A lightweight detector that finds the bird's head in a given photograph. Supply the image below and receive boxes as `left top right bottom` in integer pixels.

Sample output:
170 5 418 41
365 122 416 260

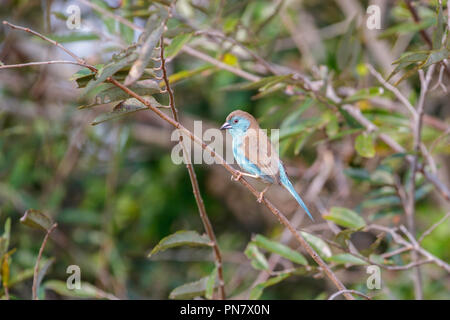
220 110 256 137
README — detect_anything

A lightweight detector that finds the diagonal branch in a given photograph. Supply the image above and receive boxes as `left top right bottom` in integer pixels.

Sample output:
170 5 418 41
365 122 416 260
105 77 355 300
159 31 226 299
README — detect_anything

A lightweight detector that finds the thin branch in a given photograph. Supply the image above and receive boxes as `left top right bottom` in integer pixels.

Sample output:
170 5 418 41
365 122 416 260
419 212 450 243
367 224 450 273
0 60 91 69
367 64 417 117
193 29 276 74
328 289 371 300
32 223 57 300
405 65 435 299
77 0 142 32
2 21 96 72
159 33 226 300
404 0 433 48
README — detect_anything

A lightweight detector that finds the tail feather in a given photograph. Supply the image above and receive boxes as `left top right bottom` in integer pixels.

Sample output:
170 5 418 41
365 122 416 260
279 168 314 221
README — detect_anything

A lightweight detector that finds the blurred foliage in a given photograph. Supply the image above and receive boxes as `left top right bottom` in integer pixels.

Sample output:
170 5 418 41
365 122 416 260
0 0 449 300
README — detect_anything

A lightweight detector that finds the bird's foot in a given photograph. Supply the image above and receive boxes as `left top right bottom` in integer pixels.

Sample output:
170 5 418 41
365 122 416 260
231 171 243 181
257 186 269 203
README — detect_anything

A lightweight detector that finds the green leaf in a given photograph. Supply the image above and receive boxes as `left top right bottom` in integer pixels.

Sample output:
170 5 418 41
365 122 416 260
79 80 160 109
252 234 308 265
0 218 11 259
337 106 364 129
51 11 67 21
49 33 99 43
20 209 53 232
205 267 218 300
370 168 394 185
168 65 214 84
165 33 193 59
169 276 212 299
344 167 371 181
280 99 314 129
300 232 332 258
432 2 444 50
422 47 449 68
325 112 339 137
325 207 366 229
327 253 367 266
124 9 168 86
148 230 212 257
35 258 55 297
343 87 385 103
245 243 269 270
91 97 166 126
45 280 118 299
222 75 292 91
380 18 435 37
355 132 376 158
249 273 291 300
82 46 139 97
279 118 322 140
120 23 135 45
337 18 356 71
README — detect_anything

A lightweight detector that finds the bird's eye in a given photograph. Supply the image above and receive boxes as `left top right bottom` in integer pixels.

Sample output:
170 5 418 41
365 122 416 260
233 119 239 123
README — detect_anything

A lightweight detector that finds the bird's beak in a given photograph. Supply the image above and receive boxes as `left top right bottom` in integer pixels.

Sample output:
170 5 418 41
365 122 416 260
220 122 232 130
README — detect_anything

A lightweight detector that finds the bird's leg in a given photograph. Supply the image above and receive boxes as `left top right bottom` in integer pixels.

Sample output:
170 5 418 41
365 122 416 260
257 186 270 203
231 171 259 181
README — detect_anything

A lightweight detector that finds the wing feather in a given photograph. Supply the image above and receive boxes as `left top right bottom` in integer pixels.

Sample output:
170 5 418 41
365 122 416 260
241 129 281 184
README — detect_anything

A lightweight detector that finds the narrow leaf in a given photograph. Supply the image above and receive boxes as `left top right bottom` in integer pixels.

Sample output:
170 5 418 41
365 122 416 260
36 258 55 296
432 3 444 50
252 234 308 265
324 207 366 229
79 80 160 109
20 209 53 232
245 243 269 270
165 33 193 59
169 277 212 299
124 10 168 86
45 280 118 299
82 46 139 97
355 132 376 158
327 253 367 266
205 267 218 300
148 230 212 258
300 232 332 258
249 273 291 300
91 98 159 126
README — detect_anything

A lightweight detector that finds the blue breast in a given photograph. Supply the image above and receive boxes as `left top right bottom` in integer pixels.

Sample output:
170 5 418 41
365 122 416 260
232 136 274 184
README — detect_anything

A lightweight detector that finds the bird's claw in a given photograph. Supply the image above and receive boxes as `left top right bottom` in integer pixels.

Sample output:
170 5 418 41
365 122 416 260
257 192 264 203
231 171 242 181
256 186 269 203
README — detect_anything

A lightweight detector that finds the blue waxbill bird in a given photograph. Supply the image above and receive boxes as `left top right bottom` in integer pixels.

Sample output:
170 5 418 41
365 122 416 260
220 110 314 221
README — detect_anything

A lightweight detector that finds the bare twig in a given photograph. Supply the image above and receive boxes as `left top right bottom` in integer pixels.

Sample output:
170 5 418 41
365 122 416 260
419 212 450 243
406 65 436 299
2 21 96 72
0 60 91 70
367 64 416 117
32 223 57 300
404 0 433 48
159 32 226 300
328 289 371 300
367 224 450 273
